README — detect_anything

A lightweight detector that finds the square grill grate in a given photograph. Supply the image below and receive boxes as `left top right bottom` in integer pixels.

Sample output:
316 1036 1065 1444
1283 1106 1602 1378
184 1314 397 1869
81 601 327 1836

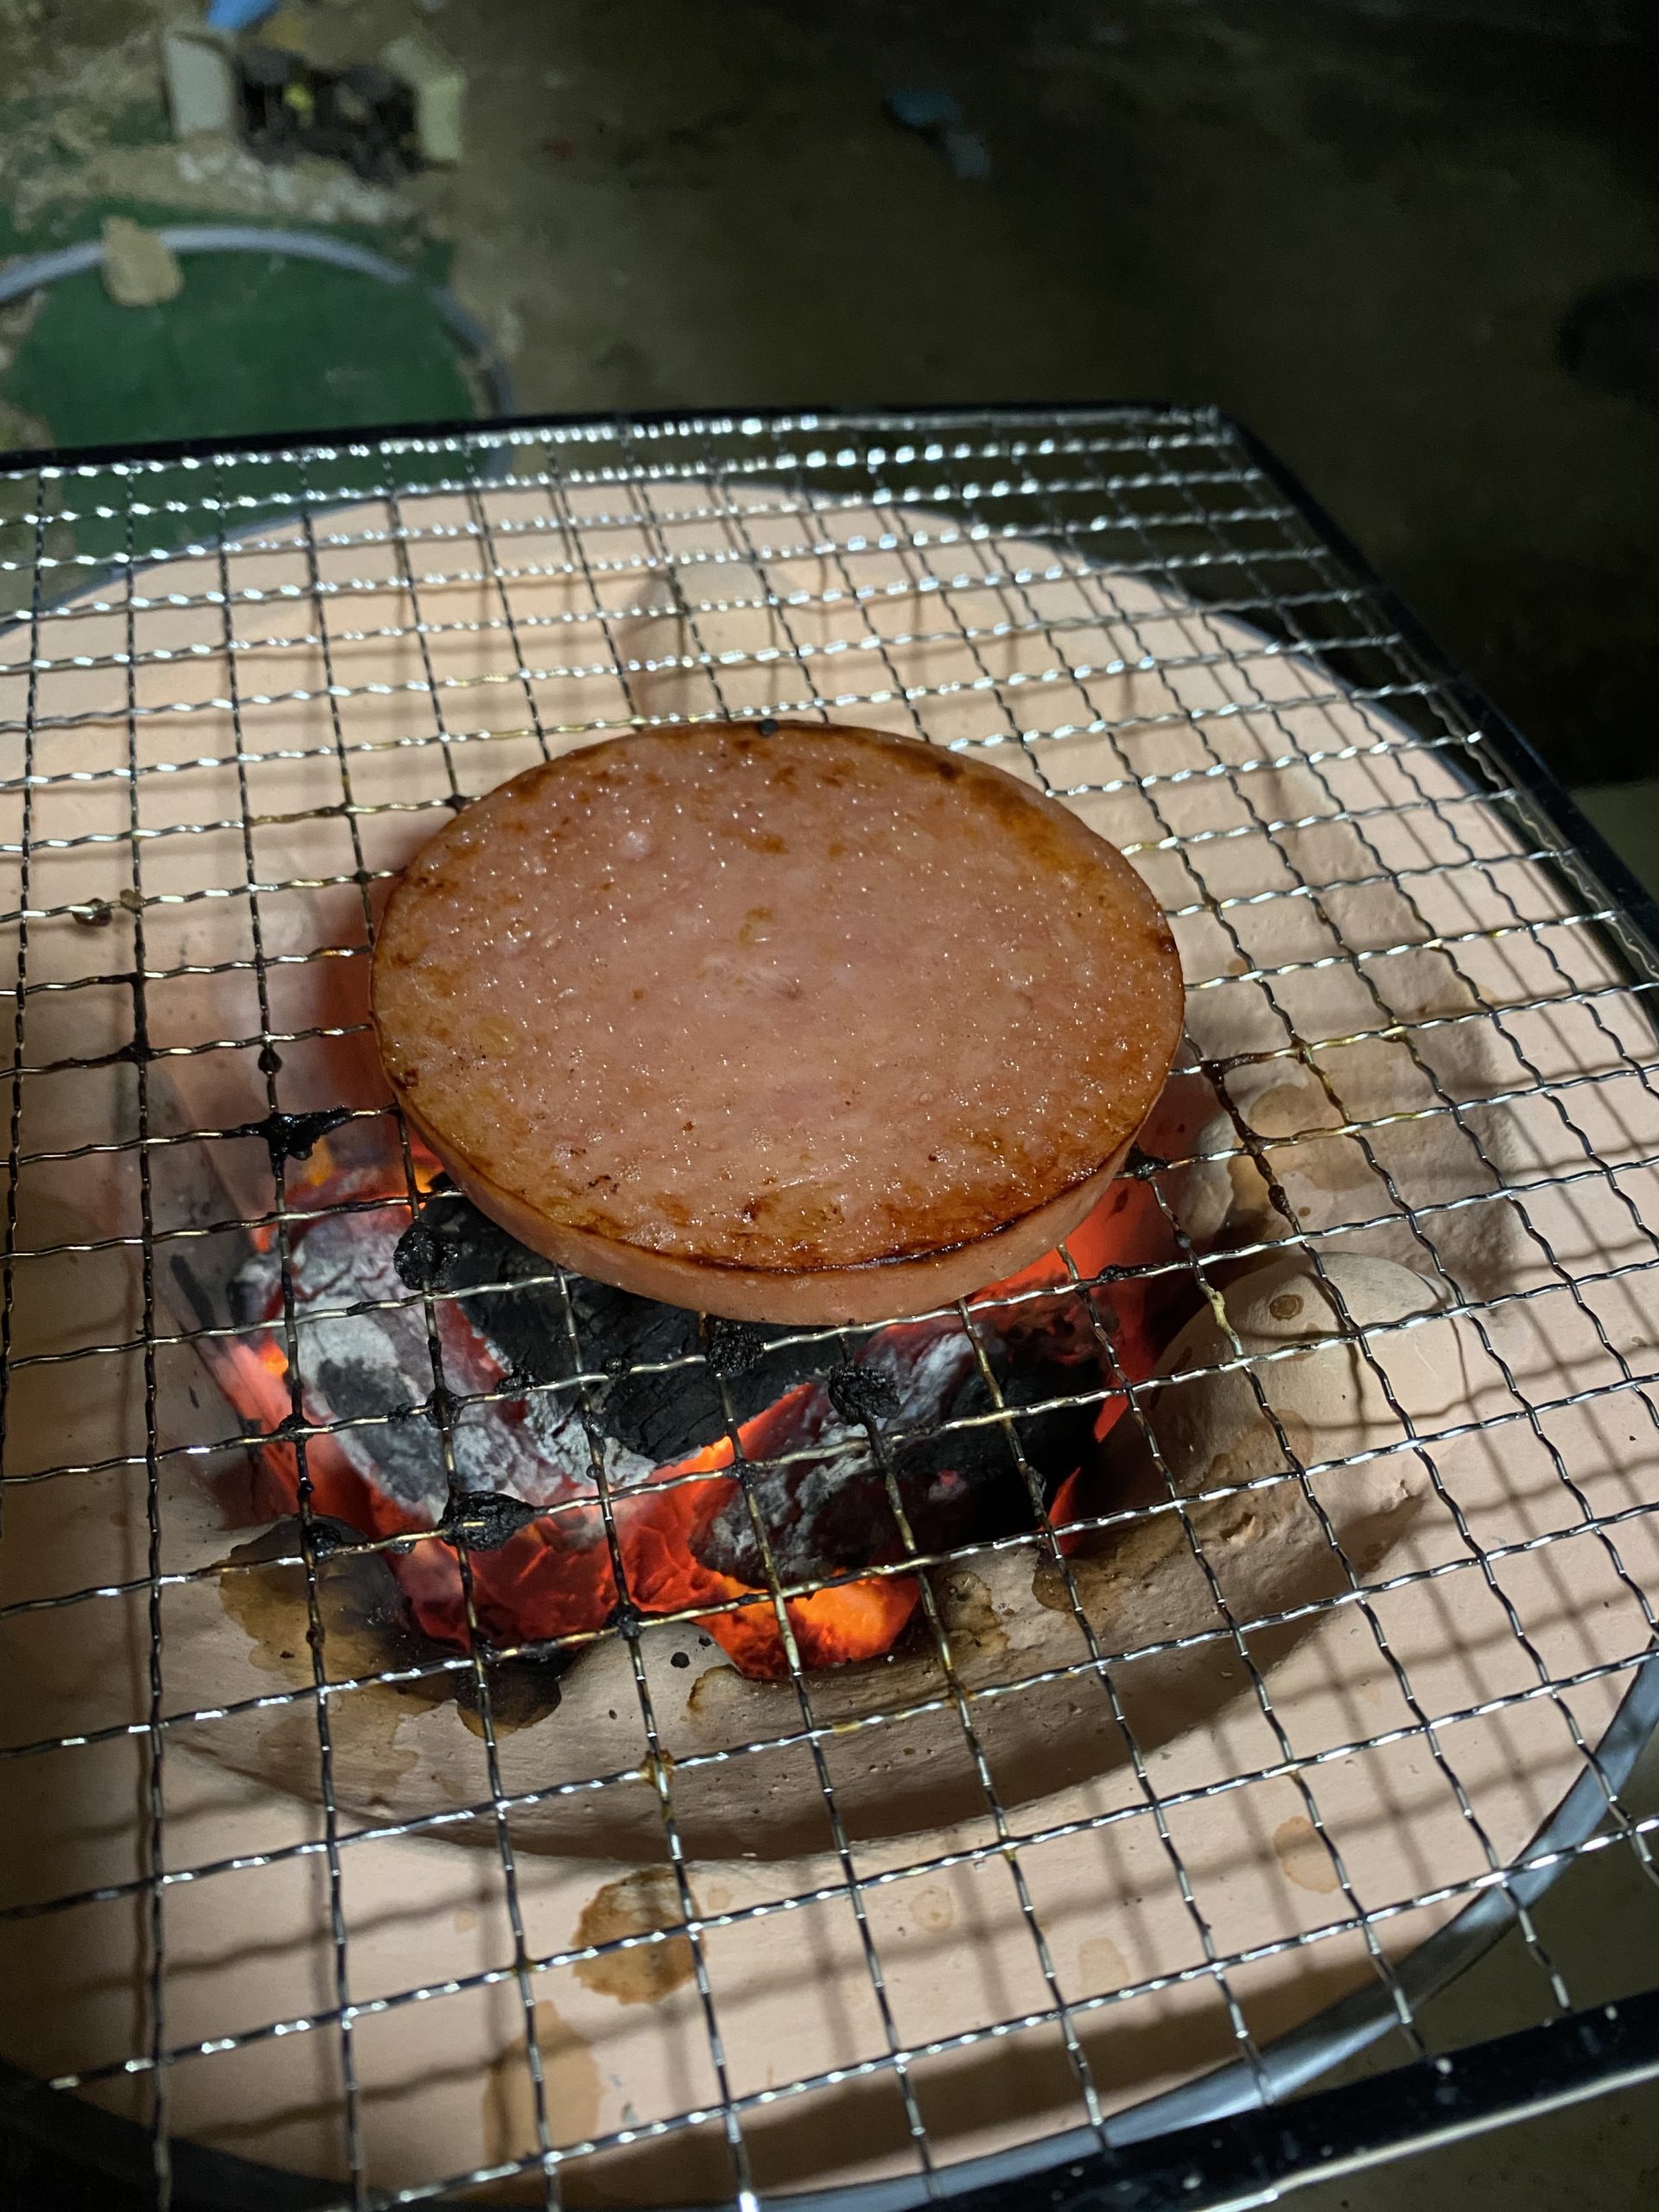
2 404 1659 2212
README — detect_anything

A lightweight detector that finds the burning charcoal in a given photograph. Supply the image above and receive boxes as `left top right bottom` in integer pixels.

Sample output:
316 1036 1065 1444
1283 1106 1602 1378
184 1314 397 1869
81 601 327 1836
698 1318 1105 1591
700 1430 963 1588
406 1188 824 1464
224 1179 838 1558
594 1304 824 1462
702 1456 897 1586
204 1125 1122 1688
225 1242 280 1330
405 1188 690 1408
228 1199 636 1527
696 1322 980 1586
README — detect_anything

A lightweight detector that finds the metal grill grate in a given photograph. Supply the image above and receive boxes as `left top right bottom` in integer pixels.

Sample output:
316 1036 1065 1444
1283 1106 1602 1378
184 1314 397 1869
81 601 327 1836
3 403 1659 2212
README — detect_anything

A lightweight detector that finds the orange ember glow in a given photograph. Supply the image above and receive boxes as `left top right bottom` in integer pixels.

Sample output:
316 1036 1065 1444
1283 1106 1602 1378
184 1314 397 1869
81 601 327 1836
616 1402 921 1679
208 1141 1175 1679
998 1174 1179 1558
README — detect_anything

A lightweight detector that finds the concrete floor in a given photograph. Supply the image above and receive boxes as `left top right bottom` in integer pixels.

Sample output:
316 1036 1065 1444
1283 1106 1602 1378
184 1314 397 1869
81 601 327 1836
2 0 1658 2202
320 0 1659 784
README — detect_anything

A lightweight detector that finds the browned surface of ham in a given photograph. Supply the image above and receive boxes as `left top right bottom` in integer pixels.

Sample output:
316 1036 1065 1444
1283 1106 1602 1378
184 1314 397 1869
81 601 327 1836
372 721 1183 1282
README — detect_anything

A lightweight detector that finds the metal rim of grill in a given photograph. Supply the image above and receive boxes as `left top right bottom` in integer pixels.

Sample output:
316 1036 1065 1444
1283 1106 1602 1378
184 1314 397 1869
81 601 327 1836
1 400 1658 2212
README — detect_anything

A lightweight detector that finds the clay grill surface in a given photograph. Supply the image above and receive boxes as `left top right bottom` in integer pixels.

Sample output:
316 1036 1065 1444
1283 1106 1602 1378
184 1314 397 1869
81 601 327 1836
372 719 1183 1319
2 410 1659 2212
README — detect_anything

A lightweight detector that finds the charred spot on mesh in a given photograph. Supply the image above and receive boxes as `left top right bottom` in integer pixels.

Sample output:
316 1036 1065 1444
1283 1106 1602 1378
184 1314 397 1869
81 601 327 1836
240 1108 354 1167
232 1512 364 1564
424 1382 464 1430
298 1514 359 1559
703 1316 767 1378
827 1364 901 1427
439 1490 543 1549
393 1211 450 1291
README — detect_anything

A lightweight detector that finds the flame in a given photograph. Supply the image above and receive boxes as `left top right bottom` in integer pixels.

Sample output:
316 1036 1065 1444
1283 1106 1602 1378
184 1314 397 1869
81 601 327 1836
207 1139 1180 1681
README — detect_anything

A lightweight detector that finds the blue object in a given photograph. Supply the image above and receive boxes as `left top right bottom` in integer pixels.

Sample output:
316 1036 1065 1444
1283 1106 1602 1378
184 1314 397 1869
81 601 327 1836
882 84 991 182
884 85 963 134
939 126 993 183
206 0 278 30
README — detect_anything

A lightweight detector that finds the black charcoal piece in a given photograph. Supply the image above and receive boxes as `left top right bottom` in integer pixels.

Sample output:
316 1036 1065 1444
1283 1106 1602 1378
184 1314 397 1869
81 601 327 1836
407 1188 824 1463
890 1357 1096 1503
700 1327 1100 1590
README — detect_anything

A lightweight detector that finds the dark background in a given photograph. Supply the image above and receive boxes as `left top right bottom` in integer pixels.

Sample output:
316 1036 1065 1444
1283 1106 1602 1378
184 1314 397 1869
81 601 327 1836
2 0 1656 778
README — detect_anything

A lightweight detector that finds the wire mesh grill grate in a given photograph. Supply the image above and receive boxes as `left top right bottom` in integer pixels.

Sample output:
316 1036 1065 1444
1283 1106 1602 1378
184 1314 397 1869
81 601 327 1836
2 404 1659 2212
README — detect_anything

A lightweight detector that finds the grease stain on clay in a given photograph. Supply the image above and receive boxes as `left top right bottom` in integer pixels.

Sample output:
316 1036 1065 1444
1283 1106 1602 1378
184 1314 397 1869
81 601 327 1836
912 1885 956 1934
1273 1814 1341 1894
217 1523 436 1796
1077 1932 1129 1991
486 1999 601 2163
574 1868 696 2004
938 1568 1007 1659
216 1521 565 1802
686 1661 745 1720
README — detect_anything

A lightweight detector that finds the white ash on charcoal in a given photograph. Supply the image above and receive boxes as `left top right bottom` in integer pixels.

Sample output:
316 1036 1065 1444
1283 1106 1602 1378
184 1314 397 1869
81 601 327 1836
227 1183 1109 1583
229 1201 650 1524
224 1182 834 1534
393 1183 832 1462
696 1316 1106 1588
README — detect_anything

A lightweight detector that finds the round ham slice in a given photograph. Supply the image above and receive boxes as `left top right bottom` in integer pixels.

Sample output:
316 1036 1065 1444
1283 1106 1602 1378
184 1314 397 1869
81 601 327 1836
372 721 1185 1323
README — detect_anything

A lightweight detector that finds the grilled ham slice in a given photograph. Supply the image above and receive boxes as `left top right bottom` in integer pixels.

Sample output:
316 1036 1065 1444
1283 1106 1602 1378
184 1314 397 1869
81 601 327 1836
372 721 1184 1323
